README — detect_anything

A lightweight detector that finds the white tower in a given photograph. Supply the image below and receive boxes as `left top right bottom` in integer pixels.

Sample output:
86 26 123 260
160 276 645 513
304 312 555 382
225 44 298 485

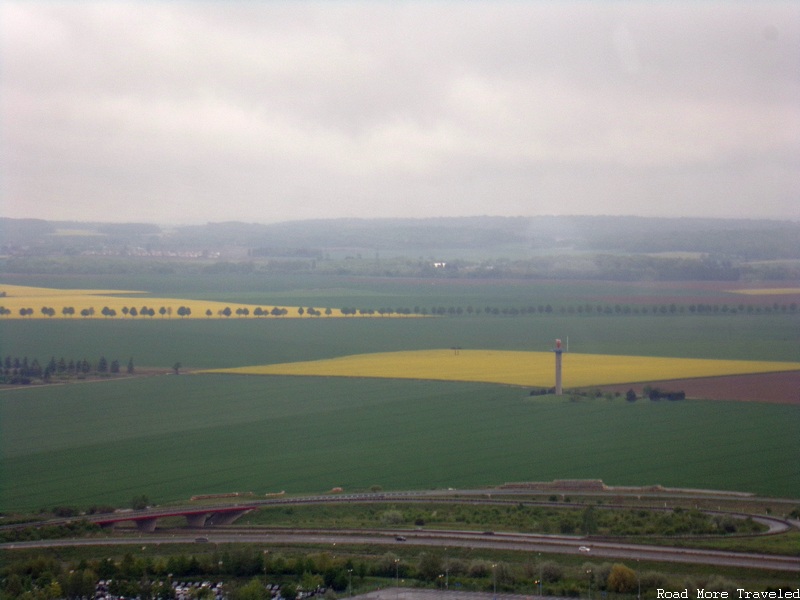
554 338 563 395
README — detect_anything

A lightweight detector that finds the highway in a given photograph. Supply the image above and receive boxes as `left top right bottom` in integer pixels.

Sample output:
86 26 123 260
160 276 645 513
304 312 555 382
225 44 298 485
3 527 798 572
3 488 798 573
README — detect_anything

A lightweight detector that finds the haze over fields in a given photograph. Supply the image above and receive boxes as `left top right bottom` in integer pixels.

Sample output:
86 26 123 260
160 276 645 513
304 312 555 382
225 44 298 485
2 1 799 224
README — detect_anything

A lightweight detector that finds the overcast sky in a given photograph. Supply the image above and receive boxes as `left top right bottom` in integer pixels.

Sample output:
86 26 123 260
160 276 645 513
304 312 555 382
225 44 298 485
2 1 798 225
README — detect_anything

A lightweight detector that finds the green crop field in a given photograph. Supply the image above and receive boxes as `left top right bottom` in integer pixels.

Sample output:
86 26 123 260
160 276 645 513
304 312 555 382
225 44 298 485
1 275 799 512
2 272 793 309
1 374 798 511
1 313 799 369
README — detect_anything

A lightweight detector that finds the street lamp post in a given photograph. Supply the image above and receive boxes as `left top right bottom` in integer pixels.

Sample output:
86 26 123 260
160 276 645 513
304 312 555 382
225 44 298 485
637 560 641 600
394 558 400 588
348 568 353 597
492 563 497 600
444 548 449 590
537 553 542 596
586 569 592 599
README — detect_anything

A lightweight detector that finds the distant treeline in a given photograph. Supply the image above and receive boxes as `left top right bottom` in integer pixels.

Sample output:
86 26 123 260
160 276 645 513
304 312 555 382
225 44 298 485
536 387 686 402
2 215 800 281
1 355 134 385
341 301 797 316
6 215 798 257
2 300 798 321
643 386 687 401
248 246 324 259
3 253 799 281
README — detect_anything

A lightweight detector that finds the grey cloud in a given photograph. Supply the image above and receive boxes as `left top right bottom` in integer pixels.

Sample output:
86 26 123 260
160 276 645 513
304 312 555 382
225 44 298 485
2 1 798 224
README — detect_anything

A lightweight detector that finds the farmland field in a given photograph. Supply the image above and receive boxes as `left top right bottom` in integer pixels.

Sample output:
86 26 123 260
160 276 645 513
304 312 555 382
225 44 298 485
0 284 352 319
3 272 800 312
2 374 799 511
2 311 799 368
1 275 799 512
600 371 800 404
204 349 800 388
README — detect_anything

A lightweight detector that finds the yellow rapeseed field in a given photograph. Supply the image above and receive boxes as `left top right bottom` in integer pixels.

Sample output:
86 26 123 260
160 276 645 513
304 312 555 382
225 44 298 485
202 349 800 388
0 285 145 297
0 284 373 319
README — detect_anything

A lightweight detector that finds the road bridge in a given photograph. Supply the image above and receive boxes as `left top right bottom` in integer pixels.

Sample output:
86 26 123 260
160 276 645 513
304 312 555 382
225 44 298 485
94 505 256 532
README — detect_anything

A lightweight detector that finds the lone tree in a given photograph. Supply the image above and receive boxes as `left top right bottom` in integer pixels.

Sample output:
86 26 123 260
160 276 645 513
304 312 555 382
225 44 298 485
172 361 181 375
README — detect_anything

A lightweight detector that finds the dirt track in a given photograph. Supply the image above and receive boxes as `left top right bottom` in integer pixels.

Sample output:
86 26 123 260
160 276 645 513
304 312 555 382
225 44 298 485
600 370 800 404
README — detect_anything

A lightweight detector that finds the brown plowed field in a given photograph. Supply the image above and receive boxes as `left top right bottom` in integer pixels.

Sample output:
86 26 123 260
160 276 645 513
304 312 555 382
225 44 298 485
599 370 800 404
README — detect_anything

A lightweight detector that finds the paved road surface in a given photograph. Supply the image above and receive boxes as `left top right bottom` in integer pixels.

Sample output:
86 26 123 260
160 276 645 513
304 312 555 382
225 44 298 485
354 589 582 600
3 530 798 572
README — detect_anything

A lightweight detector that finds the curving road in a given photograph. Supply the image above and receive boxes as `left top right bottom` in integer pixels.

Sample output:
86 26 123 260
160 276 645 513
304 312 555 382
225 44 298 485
3 489 798 572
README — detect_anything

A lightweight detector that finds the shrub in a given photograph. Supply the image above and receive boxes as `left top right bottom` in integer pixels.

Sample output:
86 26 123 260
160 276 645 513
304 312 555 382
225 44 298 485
380 510 403 525
468 560 491 578
607 564 637 593
540 561 563 583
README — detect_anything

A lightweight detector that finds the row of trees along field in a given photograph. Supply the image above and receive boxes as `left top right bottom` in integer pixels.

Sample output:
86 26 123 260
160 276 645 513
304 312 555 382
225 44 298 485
0 305 195 318
536 387 686 402
0 305 295 317
345 301 798 316
1 301 798 319
1 355 134 385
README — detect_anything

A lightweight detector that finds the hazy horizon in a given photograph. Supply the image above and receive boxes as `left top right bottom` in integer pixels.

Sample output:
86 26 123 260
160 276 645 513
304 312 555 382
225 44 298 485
3 213 800 231
2 1 799 225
